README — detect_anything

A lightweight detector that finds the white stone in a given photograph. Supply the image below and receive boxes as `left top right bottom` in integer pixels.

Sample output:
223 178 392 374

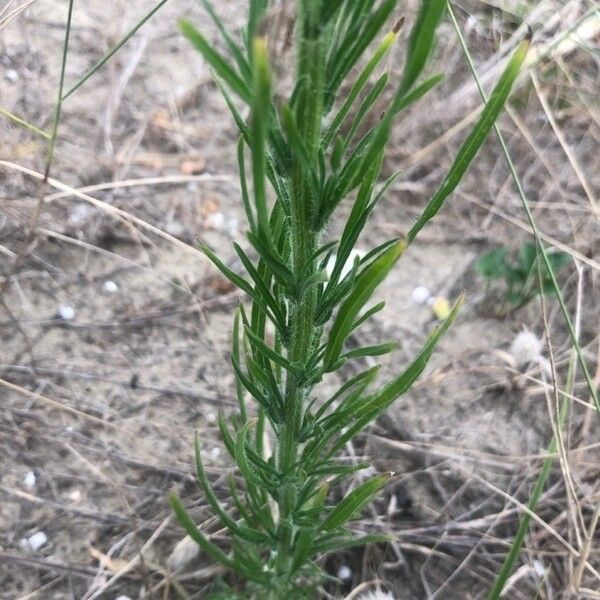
167 535 200 571
411 285 430 305
58 305 75 321
103 280 118 293
209 446 221 459
337 564 353 581
5 69 18 83
206 212 225 230
509 329 543 365
115 596 133 600
21 531 48 551
355 591 396 600
23 471 36 488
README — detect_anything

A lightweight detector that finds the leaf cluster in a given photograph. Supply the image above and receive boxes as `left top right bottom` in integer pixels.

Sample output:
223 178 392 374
476 242 570 309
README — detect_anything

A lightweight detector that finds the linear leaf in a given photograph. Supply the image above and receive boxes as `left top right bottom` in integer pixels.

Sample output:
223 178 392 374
323 240 406 371
330 296 463 455
180 19 252 104
313 533 393 554
193 433 268 543
321 474 391 531
250 37 273 243
398 0 445 97
408 36 530 243
169 492 235 569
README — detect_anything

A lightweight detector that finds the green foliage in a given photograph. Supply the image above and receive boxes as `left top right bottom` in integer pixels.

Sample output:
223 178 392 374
475 242 570 309
173 1 529 596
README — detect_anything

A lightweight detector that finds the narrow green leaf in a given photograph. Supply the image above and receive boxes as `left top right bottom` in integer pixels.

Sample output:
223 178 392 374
250 37 272 242
233 243 286 328
234 419 273 490
330 296 463 455
169 492 236 569
324 24 399 148
238 139 256 232
0 107 50 139
232 310 248 421
313 365 381 420
245 326 300 376
313 533 393 554
193 434 268 543
398 0 446 97
200 0 252 83
390 73 444 117
321 474 391 531
180 19 252 104
329 0 398 97
323 241 406 371
248 0 268 44
408 37 530 243
343 341 397 360
351 301 386 332
63 0 169 100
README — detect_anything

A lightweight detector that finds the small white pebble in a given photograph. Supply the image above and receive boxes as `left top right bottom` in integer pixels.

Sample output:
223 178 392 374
206 412 216 423
115 596 133 600
167 535 200 571
411 285 430 305
5 69 18 83
21 531 48 551
209 447 221 459
165 220 185 237
23 471 36 488
532 559 545 577
337 564 353 581
227 217 239 236
68 204 92 226
58 305 75 321
103 280 118 294
68 489 82 503
509 329 543 366
354 591 396 600
206 212 225 230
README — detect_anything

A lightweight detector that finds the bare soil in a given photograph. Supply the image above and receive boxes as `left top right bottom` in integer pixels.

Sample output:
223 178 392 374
1 1 599 599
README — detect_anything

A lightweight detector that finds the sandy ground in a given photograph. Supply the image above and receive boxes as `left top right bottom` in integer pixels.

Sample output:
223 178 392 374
1 1 599 598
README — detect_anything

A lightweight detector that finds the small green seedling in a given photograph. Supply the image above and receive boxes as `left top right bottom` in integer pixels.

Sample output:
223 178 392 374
476 242 570 310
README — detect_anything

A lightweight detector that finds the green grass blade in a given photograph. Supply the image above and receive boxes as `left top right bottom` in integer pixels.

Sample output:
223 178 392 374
63 0 169 100
238 138 257 232
0 107 50 139
407 35 531 243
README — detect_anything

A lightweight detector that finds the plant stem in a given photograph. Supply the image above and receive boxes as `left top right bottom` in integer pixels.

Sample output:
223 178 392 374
274 13 325 585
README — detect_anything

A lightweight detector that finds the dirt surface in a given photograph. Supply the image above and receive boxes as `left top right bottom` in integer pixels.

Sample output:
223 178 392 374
1 1 599 599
